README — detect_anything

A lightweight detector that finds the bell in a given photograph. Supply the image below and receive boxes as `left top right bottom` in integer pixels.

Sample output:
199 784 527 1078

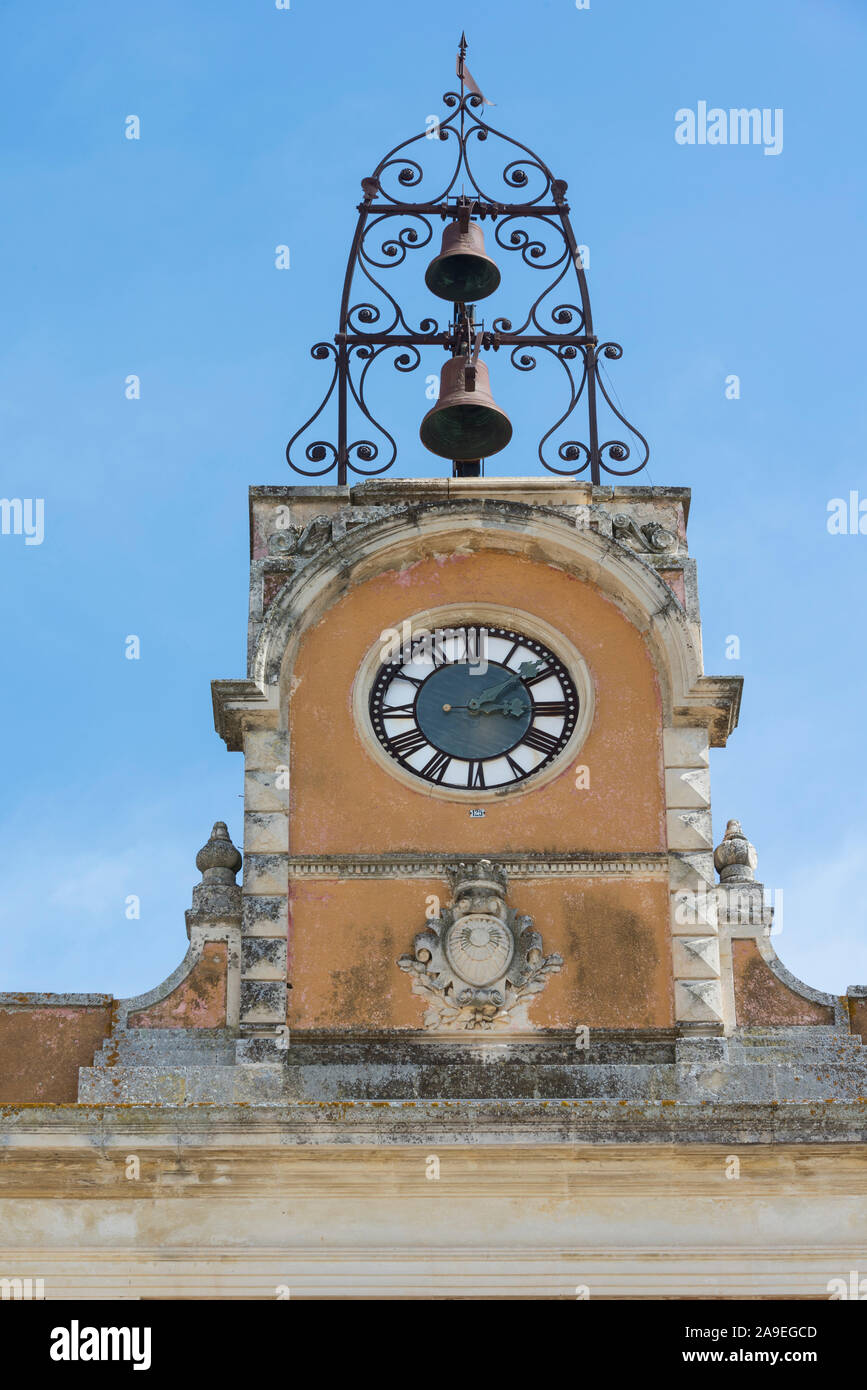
424 219 501 302
420 355 513 461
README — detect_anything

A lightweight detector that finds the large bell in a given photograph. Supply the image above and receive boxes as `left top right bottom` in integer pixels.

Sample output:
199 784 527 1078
419 355 513 461
424 219 501 302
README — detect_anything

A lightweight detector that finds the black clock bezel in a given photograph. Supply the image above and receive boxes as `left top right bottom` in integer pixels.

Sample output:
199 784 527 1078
368 624 579 792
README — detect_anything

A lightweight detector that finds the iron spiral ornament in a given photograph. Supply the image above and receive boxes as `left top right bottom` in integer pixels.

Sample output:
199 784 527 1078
285 35 649 484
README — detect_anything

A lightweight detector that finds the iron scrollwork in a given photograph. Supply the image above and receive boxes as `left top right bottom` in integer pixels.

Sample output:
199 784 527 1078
285 40 649 485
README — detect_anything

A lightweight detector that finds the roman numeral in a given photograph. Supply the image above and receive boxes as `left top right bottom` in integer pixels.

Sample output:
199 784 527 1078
421 749 451 783
463 626 489 666
397 673 423 688
382 702 416 715
531 701 567 717
521 726 560 755
409 645 435 668
467 760 486 789
504 754 526 780
386 727 427 758
501 639 521 667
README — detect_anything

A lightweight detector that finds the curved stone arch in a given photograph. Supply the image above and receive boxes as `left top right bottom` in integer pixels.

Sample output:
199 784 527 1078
747 928 846 1028
114 934 211 1029
114 924 239 1030
249 501 732 741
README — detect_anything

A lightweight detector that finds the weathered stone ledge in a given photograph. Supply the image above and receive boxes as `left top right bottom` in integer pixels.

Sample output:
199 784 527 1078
1 1098 866 1147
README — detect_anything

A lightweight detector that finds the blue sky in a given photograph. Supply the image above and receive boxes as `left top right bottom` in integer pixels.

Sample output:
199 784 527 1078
1 0 865 998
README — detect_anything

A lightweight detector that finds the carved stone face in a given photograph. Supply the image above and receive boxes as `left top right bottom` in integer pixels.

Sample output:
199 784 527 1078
455 887 505 919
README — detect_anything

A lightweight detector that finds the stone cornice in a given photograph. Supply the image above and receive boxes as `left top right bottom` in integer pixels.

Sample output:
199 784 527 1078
285 852 670 880
673 674 743 746
211 678 279 751
0 992 112 1010
1 1099 865 1146
249 480 692 511
2 1139 866 1198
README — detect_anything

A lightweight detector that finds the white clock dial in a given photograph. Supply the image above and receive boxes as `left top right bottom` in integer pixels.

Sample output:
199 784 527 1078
369 624 579 792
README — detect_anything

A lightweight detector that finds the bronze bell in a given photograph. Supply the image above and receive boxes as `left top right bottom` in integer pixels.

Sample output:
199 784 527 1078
424 219 501 302
419 355 513 461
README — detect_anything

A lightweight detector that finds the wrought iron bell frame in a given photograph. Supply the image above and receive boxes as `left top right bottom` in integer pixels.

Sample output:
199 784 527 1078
285 40 650 485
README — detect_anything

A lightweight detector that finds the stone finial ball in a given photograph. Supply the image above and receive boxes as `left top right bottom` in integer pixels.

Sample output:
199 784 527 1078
713 818 758 882
195 821 243 877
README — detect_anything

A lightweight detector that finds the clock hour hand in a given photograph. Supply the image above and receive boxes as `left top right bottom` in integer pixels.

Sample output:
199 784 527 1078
497 696 531 717
442 697 530 717
455 677 516 709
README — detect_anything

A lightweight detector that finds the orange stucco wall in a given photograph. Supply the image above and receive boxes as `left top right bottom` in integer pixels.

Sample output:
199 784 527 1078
289 875 673 1031
0 1005 112 1103
289 549 665 856
287 549 670 1031
289 878 435 1030
513 877 672 1028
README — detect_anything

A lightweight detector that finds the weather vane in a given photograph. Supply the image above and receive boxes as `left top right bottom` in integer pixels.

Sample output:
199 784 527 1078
286 35 649 484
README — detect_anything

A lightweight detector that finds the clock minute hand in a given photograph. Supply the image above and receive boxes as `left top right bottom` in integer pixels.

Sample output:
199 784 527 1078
471 675 519 705
439 661 547 714
469 659 546 707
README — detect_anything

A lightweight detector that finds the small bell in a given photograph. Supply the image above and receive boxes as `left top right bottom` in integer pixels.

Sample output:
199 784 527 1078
419 355 513 461
424 219 501 302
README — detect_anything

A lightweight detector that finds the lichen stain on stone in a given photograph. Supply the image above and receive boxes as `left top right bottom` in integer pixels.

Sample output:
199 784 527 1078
326 932 399 1031
559 901 665 1029
848 996 867 1044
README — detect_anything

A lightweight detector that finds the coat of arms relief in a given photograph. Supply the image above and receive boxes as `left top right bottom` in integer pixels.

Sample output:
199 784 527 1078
397 859 563 1031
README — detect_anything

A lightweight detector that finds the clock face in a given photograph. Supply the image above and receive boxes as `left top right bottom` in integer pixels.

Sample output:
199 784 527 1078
368 624 579 791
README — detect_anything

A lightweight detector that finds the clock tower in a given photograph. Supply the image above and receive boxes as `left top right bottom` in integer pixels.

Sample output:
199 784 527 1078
209 54 746 1053
214 474 739 1050
3 44 867 1302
